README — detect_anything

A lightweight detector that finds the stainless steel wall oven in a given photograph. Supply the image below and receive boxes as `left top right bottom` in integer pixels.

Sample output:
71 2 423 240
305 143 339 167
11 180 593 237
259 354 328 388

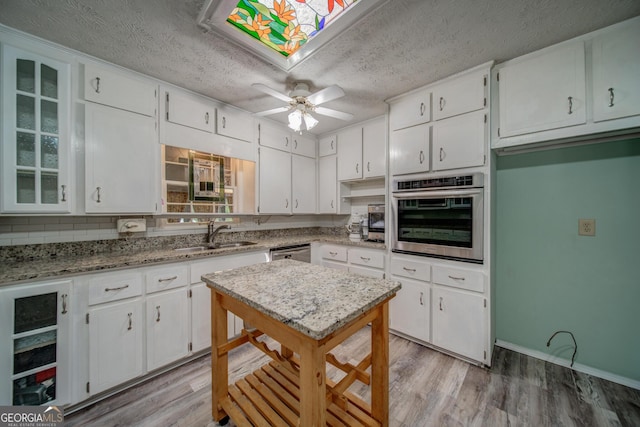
391 173 484 263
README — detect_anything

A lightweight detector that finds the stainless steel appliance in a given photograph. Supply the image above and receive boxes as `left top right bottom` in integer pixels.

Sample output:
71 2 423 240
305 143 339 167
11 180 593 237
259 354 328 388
367 204 385 242
391 173 484 263
269 244 311 263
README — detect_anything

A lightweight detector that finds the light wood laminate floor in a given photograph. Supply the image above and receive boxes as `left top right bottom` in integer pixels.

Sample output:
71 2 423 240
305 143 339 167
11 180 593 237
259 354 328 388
66 327 640 426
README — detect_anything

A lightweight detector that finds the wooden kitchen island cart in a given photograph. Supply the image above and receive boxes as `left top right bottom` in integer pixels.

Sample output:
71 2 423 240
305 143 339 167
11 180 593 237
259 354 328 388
202 259 401 427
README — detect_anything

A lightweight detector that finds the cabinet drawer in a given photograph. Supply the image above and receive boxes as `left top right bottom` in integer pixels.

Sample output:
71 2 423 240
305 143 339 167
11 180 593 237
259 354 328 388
348 248 384 269
389 257 430 282
146 265 189 294
349 265 385 279
89 272 143 305
432 265 485 293
321 245 347 262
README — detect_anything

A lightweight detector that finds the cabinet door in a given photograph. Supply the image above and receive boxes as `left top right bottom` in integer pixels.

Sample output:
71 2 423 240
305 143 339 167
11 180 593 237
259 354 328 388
389 89 430 131
433 71 486 120
292 155 316 214
389 277 430 343
318 134 337 157
390 124 429 176
292 134 316 158
190 282 211 353
1 46 71 213
165 90 214 132
146 288 189 371
433 110 486 171
84 63 156 117
337 126 362 181
362 118 386 179
592 22 640 122
432 287 485 362
258 121 291 151
0 280 71 406
89 298 143 395
258 146 291 214
498 42 586 137
217 106 253 142
85 103 158 213
318 156 337 214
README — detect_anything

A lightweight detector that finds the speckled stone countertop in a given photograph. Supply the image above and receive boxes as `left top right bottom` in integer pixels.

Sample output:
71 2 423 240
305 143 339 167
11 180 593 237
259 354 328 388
203 259 400 340
0 234 385 287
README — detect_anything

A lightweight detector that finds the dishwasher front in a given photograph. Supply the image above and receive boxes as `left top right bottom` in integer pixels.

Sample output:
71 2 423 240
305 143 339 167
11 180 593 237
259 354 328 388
269 244 311 263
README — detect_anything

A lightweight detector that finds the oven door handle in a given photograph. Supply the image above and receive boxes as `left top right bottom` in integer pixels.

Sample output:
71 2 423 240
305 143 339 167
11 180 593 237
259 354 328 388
392 188 483 199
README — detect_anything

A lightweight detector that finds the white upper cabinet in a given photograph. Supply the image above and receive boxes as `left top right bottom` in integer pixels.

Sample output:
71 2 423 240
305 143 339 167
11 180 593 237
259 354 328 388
498 41 586 138
216 105 253 142
337 126 362 181
258 120 292 152
318 134 337 157
433 70 486 121
292 154 316 213
258 146 291 214
433 110 486 171
292 134 316 158
2 45 72 213
389 89 430 131
362 117 386 179
592 21 640 122
318 155 337 214
84 62 156 117
390 124 429 176
164 89 214 133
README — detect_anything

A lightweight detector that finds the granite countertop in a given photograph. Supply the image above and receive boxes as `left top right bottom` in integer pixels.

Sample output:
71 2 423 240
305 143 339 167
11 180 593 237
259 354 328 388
202 259 401 340
0 235 385 287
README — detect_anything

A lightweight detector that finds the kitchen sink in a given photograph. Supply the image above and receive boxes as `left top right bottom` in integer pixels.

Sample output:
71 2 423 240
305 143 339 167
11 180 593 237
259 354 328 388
174 241 257 252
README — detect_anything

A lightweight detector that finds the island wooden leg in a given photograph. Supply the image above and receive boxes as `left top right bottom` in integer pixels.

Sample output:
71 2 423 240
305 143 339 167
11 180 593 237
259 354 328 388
211 291 229 423
299 340 326 427
371 302 389 426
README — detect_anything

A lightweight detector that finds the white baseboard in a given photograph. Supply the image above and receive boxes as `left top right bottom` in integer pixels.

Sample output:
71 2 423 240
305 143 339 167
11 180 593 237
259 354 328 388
495 340 640 391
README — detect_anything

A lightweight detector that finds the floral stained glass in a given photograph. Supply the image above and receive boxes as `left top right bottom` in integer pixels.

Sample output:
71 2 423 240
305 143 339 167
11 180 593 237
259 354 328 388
227 0 357 57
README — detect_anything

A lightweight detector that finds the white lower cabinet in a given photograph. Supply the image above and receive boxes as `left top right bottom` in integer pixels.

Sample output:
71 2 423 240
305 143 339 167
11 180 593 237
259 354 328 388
88 298 144 395
146 288 189 372
388 278 430 343
315 244 385 278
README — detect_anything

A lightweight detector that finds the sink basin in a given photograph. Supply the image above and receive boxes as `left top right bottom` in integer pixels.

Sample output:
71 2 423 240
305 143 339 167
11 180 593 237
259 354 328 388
211 241 257 249
174 246 210 253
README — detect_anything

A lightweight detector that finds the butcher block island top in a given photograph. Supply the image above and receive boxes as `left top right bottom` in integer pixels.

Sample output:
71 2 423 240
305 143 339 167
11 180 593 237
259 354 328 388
202 259 400 427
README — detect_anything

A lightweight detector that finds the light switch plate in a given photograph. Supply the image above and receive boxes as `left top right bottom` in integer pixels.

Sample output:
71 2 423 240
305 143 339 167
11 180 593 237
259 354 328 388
117 218 147 233
578 219 595 236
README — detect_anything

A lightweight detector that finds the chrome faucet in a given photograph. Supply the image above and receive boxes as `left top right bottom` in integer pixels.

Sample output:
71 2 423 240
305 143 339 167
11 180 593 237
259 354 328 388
207 222 230 248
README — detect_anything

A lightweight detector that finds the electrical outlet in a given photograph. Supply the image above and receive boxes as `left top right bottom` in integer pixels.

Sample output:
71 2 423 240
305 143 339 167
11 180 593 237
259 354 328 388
578 219 595 236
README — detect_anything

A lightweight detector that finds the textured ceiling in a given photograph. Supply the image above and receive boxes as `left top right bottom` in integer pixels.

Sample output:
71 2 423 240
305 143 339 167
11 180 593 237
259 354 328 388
1 0 639 135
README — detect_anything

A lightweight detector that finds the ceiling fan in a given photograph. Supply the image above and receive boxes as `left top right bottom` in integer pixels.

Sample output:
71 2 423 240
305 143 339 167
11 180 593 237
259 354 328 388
252 82 354 132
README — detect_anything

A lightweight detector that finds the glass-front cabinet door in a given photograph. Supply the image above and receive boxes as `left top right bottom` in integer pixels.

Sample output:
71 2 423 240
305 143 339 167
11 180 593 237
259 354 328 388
1 45 71 213
0 280 71 406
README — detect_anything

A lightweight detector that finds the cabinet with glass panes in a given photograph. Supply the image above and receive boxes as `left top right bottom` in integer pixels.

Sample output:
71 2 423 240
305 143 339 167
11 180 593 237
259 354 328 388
1 45 71 213
162 145 255 216
0 281 71 406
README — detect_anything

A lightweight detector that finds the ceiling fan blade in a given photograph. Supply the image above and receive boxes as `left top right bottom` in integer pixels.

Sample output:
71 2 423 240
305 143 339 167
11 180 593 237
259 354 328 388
252 83 292 102
314 106 353 121
253 106 291 117
306 85 345 106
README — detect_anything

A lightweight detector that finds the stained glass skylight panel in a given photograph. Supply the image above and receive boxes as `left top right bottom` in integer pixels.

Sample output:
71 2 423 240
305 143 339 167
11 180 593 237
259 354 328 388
226 0 357 57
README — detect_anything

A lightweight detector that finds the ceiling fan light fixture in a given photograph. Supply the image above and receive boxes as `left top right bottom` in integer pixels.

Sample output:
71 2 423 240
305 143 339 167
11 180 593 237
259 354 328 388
288 109 302 132
303 112 319 131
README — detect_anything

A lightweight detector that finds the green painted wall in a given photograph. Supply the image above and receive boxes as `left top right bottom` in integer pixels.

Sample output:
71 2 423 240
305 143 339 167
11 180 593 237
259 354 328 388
495 138 640 381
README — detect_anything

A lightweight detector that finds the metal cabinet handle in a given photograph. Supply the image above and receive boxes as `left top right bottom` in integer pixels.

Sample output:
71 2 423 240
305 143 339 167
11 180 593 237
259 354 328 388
127 312 133 330
360 256 371 261
330 200 334 209
158 276 178 283
285 198 289 208
448 275 465 281
105 284 129 292
568 96 573 114
331 140 334 150
439 97 444 111
329 251 338 256
295 199 299 209
156 306 161 322
439 297 443 311
285 137 289 147
294 139 298 150
356 163 359 174
205 112 209 124
419 292 424 306
61 185 67 202
95 77 101 93
61 294 68 314
403 267 416 272
367 161 370 172
608 88 615 107
419 150 425 164
96 187 102 203
222 116 226 128
439 147 445 162
419 102 425 116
